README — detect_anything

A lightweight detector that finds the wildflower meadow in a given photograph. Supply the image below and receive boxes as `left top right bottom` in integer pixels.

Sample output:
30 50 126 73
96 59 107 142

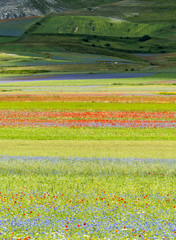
0 78 175 239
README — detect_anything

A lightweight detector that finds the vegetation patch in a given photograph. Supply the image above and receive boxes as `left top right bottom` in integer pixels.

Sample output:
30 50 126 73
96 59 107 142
30 15 171 38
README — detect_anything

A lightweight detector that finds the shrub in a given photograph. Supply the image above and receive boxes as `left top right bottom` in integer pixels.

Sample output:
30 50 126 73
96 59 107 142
139 35 151 42
105 43 111 47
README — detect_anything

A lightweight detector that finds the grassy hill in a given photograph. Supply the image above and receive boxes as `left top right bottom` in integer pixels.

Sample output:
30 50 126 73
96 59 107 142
0 0 175 73
29 15 171 38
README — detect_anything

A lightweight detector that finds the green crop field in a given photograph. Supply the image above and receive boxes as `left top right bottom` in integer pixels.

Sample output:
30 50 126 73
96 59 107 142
0 127 175 140
0 101 175 111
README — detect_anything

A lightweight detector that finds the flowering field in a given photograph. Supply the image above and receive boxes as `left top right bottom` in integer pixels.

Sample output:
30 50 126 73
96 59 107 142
0 92 175 140
0 156 175 239
0 110 175 128
0 79 175 239
0 93 176 103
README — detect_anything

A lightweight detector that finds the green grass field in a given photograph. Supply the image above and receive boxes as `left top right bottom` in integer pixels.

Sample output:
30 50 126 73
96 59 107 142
0 127 175 140
0 101 175 111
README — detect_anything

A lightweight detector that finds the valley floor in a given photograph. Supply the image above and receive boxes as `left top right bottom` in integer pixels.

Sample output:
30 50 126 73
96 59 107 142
0 73 175 239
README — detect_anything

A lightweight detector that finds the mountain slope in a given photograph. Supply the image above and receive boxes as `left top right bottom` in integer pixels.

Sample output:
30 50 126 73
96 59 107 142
0 0 117 19
59 0 176 24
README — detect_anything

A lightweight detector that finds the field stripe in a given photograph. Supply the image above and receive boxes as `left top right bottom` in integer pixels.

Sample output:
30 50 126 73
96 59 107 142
0 140 175 159
0 101 175 111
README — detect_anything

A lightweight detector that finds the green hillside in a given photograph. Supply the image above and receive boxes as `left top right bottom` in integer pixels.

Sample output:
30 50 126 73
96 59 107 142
63 0 176 24
30 15 170 38
0 0 175 73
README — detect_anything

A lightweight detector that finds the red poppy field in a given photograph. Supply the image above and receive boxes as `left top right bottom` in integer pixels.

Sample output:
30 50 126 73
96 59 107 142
0 110 175 128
